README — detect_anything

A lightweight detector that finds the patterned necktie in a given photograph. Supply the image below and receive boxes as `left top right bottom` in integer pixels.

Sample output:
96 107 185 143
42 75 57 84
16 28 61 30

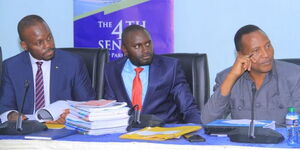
132 67 144 111
35 62 45 111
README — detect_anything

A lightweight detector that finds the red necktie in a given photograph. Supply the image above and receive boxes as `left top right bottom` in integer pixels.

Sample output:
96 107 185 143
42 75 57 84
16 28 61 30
132 67 144 111
35 62 45 111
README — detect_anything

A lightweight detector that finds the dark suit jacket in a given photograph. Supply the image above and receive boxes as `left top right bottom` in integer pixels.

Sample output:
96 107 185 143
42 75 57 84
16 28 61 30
0 49 96 115
104 55 201 124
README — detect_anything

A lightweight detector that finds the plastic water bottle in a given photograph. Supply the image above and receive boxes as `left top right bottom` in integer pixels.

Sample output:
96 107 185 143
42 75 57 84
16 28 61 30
286 107 299 146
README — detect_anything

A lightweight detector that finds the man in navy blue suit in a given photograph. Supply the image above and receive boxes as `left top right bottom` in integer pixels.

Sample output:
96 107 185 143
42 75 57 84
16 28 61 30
0 15 95 123
104 25 201 124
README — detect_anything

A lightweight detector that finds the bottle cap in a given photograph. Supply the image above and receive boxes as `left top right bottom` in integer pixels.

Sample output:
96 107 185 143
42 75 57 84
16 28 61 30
288 107 296 112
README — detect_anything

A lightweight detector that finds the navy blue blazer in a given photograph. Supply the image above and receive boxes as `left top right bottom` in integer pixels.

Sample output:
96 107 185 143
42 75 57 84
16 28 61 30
104 55 201 124
0 49 96 115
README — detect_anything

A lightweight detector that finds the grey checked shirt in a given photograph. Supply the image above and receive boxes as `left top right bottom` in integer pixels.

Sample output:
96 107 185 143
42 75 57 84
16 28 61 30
201 60 300 126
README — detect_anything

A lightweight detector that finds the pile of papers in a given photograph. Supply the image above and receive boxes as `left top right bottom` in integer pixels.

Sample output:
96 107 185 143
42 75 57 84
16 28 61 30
34 100 69 122
65 100 130 135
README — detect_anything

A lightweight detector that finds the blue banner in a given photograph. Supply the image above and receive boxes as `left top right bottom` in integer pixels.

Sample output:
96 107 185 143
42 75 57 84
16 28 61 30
74 0 174 60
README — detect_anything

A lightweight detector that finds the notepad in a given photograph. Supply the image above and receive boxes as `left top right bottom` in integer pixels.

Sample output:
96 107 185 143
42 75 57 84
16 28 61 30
24 128 77 140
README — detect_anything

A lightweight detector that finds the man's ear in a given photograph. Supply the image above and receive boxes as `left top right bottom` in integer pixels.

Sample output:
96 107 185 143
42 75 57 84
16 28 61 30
121 44 128 56
20 41 28 51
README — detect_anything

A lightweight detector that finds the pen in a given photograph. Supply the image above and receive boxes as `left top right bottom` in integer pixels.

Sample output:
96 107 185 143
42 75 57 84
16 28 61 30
210 134 228 137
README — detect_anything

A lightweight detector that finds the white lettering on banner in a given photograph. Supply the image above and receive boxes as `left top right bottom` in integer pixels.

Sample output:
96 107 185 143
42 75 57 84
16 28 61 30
98 21 112 28
97 20 146 57
98 40 121 51
112 20 123 39
111 52 123 59
125 21 146 27
99 20 147 40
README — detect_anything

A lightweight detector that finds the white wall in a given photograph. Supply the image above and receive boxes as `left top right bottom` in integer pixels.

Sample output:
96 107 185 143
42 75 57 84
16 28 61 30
0 0 73 60
174 0 300 89
1 0 300 91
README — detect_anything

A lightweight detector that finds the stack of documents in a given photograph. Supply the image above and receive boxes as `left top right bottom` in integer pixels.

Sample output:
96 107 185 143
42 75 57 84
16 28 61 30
65 100 130 135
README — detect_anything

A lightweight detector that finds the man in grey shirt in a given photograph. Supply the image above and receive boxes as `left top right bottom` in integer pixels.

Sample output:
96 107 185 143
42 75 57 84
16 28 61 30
201 25 300 126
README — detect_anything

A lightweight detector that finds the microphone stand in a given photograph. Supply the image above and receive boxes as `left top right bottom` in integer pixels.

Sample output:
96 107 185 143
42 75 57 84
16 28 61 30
248 83 256 139
228 82 284 143
0 80 47 135
16 80 30 131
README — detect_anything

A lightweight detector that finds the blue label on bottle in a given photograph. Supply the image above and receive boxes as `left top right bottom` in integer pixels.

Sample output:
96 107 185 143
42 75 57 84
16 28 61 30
286 118 299 126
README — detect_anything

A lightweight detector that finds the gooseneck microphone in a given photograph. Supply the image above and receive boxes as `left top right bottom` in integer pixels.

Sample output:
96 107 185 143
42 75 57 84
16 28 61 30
16 80 30 131
228 83 284 144
0 80 47 135
248 83 256 139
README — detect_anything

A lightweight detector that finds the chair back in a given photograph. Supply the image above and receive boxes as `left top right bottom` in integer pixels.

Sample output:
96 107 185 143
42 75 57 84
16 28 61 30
162 53 210 111
278 58 300 66
60 48 109 99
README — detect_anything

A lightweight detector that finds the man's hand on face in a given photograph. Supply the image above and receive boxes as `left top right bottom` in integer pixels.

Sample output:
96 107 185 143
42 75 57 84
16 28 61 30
7 111 27 121
46 109 70 124
229 52 257 79
220 52 257 96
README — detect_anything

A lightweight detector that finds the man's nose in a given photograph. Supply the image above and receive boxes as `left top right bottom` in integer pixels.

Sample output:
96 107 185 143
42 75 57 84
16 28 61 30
260 48 269 57
43 40 52 49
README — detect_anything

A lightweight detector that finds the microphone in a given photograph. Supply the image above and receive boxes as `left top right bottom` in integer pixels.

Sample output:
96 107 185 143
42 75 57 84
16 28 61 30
0 80 47 135
248 84 256 139
227 83 284 144
16 80 30 131
127 105 164 130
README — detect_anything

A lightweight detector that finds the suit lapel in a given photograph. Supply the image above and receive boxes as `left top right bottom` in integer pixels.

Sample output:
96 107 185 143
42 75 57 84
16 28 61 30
143 56 162 110
113 58 132 106
49 50 62 103
21 52 35 113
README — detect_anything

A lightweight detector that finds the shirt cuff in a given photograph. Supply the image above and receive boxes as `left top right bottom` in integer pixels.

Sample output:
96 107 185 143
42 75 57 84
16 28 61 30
0 110 18 123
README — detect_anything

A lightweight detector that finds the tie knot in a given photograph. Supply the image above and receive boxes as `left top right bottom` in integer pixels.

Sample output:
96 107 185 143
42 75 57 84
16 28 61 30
36 62 43 67
135 67 144 74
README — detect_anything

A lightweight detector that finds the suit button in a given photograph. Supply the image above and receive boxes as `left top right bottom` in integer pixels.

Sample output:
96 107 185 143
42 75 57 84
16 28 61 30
278 104 284 109
255 103 260 108
238 106 242 110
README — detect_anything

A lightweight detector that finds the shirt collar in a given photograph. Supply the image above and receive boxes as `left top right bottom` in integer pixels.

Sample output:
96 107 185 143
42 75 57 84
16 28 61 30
124 58 149 73
28 53 51 65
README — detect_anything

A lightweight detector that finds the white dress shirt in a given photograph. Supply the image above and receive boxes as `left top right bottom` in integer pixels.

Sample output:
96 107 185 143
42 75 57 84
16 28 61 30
0 53 51 122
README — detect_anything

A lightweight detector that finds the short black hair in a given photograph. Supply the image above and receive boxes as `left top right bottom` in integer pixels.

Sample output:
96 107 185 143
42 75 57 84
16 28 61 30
121 25 149 45
234 24 264 51
17 15 47 41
